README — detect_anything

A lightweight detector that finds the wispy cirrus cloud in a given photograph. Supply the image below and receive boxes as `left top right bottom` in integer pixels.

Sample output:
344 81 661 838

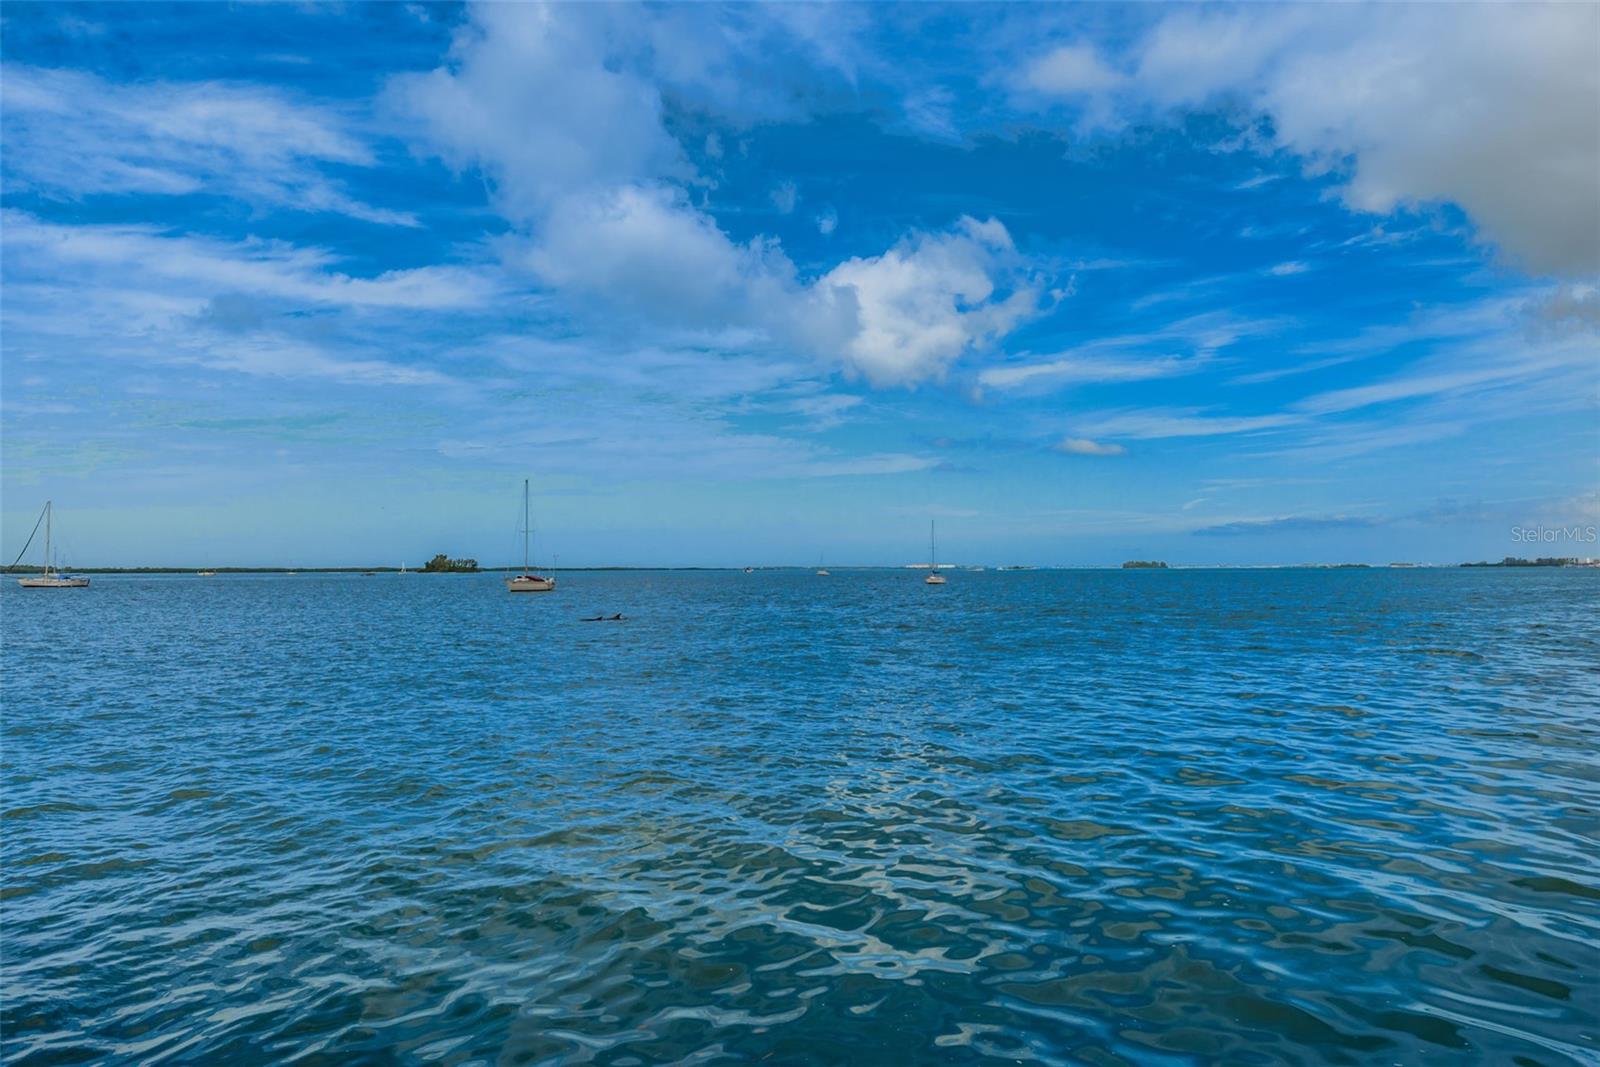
979 311 1283 394
1 65 416 226
1291 333 1594 417
1055 437 1126 456
1070 409 1301 441
2 212 494 311
1193 515 1382 536
980 352 1200 392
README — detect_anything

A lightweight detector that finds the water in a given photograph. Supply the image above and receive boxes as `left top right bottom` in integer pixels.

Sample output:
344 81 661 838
3 569 1597 1065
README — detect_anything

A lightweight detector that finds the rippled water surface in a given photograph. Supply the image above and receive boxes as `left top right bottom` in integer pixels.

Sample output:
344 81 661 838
4 569 1597 1065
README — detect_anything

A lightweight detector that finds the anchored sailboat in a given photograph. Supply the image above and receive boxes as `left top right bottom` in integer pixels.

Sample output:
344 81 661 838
505 479 555 593
12 501 90 588
925 521 946 584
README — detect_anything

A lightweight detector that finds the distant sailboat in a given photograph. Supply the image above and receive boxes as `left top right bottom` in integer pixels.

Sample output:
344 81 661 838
506 479 556 593
12 501 90 588
817 553 830 577
925 521 946 584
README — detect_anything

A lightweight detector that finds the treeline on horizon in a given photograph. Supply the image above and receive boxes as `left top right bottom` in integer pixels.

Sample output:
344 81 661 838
5 559 1596 575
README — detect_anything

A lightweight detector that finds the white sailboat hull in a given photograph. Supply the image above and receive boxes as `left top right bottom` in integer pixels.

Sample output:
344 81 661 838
506 575 556 592
924 573 947 584
13 502 87 587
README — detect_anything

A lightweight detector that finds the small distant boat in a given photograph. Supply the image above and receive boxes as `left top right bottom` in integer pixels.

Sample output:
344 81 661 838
12 501 90 588
197 570 217 577
506 478 556 593
744 566 754 574
817 553 830 576
399 562 406 574
925 521 946 585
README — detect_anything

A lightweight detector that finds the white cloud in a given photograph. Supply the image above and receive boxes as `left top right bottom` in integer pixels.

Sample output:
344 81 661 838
818 217 1037 386
2 212 491 311
389 5 686 223
1 65 415 227
396 5 1036 388
779 393 864 430
1056 437 1126 456
1234 174 1282 191
978 310 1280 393
1021 5 1600 276
1266 260 1310 276
510 193 1028 386
792 453 936 477
516 185 804 328
1023 42 1124 94
980 352 1198 391
198 339 452 386
816 209 838 235
1293 333 1594 416
1073 409 1302 440
770 180 799 214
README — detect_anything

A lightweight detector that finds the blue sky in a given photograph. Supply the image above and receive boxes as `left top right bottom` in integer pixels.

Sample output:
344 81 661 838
2 2 1596 567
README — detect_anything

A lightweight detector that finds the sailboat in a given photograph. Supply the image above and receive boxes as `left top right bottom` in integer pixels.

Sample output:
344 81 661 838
13 501 90 588
924 521 946 584
505 478 556 593
817 553 830 577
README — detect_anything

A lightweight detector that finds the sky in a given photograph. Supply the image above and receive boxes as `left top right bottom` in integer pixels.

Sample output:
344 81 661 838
2 1 1597 568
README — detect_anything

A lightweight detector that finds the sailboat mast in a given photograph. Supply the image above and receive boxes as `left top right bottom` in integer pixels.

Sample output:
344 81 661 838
45 501 53 576
523 479 530 572
930 520 936 571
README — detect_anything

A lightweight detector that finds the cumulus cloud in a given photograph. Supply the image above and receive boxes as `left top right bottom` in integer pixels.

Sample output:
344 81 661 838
1019 4 1600 277
389 5 687 222
818 217 1037 386
395 3 1036 387
516 184 804 329
1056 437 1126 456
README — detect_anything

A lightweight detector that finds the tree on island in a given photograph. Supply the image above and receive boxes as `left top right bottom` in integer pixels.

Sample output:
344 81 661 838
421 553 478 572
1122 560 1168 569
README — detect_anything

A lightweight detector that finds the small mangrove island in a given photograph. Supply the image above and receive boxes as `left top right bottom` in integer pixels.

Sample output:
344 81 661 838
421 554 479 573
1122 560 1168 569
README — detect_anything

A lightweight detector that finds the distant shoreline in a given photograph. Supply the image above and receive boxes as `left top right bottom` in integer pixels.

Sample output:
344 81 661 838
5 561 1597 575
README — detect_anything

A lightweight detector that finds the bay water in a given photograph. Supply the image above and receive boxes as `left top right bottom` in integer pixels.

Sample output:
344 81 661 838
3 569 1596 1064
